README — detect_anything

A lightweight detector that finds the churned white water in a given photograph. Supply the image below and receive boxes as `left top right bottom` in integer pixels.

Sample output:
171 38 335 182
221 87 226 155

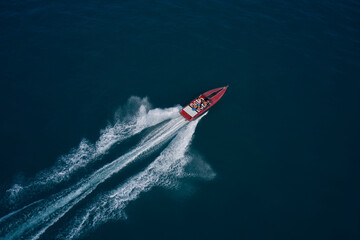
0 100 215 240
5 97 181 207
59 114 215 240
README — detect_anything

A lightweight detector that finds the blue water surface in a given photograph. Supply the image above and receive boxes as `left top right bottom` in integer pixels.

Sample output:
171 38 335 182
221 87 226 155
0 0 359 239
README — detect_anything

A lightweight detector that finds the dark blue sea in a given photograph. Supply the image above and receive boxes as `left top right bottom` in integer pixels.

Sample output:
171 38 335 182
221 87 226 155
1 1 359 239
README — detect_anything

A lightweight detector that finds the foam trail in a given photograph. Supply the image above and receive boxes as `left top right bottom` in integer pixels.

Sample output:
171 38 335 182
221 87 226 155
0 199 43 224
95 97 182 155
60 114 209 240
5 97 181 207
0 117 186 240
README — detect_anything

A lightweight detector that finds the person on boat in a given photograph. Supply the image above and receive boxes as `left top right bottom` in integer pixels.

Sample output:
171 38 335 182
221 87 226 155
201 101 208 109
190 102 198 112
192 98 198 107
201 97 206 105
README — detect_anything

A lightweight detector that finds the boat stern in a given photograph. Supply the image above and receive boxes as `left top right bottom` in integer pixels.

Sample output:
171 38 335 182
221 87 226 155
180 105 198 121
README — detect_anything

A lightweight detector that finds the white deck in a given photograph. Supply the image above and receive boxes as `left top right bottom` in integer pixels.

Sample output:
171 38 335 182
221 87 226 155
183 106 198 117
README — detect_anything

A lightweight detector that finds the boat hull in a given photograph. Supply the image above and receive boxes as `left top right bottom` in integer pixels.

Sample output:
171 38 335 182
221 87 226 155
180 86 228 121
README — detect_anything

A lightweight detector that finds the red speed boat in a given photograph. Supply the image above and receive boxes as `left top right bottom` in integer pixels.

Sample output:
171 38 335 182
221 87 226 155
180 86 228 121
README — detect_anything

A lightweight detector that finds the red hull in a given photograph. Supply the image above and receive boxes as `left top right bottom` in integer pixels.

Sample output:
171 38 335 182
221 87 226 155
180 86 228 121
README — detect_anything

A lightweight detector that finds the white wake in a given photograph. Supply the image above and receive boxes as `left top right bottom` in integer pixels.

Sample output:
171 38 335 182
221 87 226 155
0 100 215 240
0 115 187 239
58 115 215 240
5 97 181 207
